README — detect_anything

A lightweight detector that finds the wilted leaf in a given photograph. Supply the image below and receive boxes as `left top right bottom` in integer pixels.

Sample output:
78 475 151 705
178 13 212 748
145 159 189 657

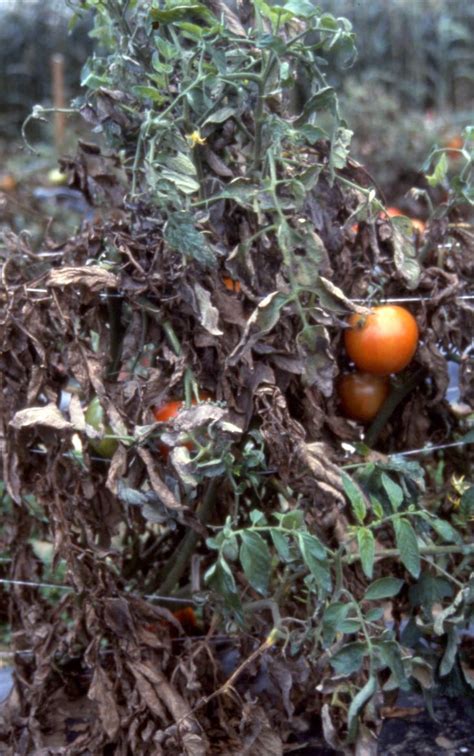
48 266 119 291
10 404 73 431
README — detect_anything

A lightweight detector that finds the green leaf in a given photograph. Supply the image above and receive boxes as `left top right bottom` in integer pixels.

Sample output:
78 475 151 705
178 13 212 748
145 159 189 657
322 602 351 645
239 531 271 595
460 485 474 519
274 510 305 530
374 640 407 686
203 106 236 125
357 527 375 580
364 577 404 600
298 533 331 592
370 495 384 519
426 152 448 188
161 169 201 194
297 531 327 560
270 529 293 562
164 153 197 175
429 517 463 544
347 674 377 742
330 641 367 675
341 472 367 524
150 3 216 25
439 628 458 677
295 86 336 124
408 571 453 609
394 518 420 578
365 606 384 622
133 85 168 104
381 473 404 511
282 0 317 17
339 619 361 634
205 557 243 623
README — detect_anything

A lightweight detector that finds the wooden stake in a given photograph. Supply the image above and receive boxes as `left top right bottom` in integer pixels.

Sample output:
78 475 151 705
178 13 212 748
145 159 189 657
51 53 65 152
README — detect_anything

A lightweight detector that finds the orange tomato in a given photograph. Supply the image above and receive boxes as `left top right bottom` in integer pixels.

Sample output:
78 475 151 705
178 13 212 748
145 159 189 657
383 207 403 219
445 134 463 159
144 607 198 637
223 276 241 293
380 207 425 234
0 174 16 192
338 372 390 423
344 305 419 375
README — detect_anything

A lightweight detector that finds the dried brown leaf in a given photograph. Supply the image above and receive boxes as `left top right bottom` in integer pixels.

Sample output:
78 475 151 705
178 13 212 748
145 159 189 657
9 403 73 431
47 265 119 292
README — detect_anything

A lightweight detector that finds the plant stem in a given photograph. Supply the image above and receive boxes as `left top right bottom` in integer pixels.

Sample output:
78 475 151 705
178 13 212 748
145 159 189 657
157 479 219 595
343 543 474 565
365 369 424 447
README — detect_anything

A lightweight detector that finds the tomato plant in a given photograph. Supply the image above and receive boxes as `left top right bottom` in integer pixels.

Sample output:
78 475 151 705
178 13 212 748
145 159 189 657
344 305 419 375
337 372 390 423
84 396 118 458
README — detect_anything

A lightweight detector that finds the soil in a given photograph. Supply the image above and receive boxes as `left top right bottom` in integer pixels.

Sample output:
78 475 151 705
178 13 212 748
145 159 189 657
2 669 473 755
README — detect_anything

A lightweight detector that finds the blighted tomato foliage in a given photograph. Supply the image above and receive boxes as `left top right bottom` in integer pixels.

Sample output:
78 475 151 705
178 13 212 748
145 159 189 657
0 1 473 753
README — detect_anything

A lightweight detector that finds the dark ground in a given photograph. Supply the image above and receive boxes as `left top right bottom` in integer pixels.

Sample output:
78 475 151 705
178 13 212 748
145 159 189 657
1 669 473 754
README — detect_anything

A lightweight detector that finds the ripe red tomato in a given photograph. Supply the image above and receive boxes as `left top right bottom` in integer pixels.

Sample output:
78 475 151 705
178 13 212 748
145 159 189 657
338 372 390 423
153 399 189 423
153 396 211 458
344 305 419 375
144 607 198 637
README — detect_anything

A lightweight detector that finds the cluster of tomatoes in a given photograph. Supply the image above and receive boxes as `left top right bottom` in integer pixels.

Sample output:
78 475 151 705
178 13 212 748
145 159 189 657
338 304 419 423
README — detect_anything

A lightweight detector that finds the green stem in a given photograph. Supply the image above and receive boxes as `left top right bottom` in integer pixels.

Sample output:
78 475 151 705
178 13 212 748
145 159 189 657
157 479 219 595
343 543 474 565
365 369 424 447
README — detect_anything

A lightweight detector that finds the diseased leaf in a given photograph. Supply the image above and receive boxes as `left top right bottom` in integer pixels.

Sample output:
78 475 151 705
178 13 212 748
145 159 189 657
193 282 223 335
164 211 217 269
10 404 73 432
47 266 119 292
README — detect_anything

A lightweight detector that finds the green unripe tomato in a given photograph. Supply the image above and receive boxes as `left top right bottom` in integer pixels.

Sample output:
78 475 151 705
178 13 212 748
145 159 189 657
84 397 118 458
47 167 67 186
